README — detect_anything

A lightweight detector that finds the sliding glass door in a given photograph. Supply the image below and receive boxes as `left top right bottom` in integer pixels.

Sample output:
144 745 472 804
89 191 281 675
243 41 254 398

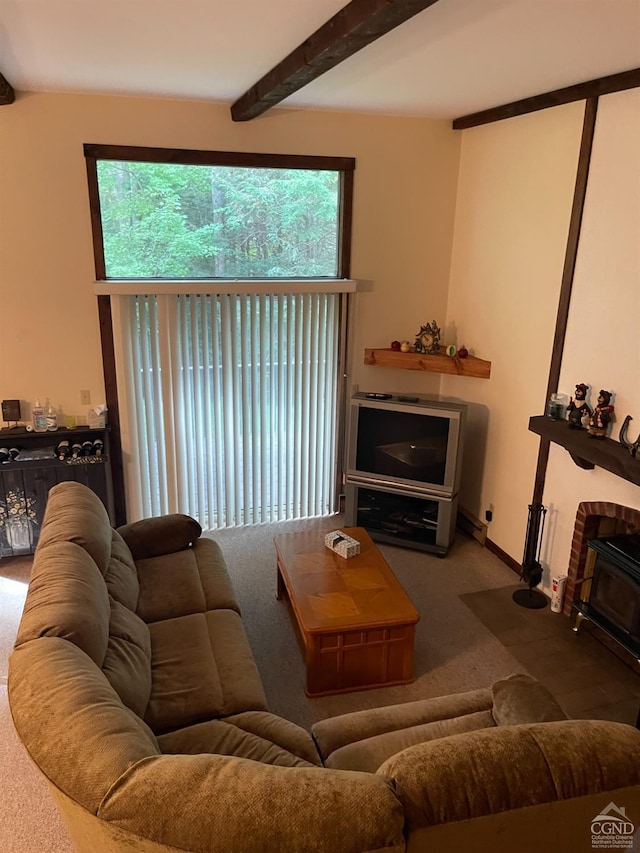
115 291 342 526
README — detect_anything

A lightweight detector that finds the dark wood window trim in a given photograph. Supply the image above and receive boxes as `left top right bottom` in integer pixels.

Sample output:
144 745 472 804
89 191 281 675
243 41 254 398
83 143 355 172
84 144 355 283
84 144 356 524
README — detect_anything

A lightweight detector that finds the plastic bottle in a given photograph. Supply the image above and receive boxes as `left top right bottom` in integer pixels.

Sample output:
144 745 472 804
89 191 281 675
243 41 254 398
32 399 47 433
46 404 58 431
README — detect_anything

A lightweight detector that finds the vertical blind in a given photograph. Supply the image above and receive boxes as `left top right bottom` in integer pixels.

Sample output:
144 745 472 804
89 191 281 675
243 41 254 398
117 292 341 527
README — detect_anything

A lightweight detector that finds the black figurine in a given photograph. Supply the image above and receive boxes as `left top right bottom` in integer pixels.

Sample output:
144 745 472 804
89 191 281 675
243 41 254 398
566 383 591 429
588 390 614 439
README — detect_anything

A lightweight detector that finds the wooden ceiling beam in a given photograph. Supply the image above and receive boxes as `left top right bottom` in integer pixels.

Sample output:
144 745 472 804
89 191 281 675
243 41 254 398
231 0 442 122
0 72 15 105
453 67 640 130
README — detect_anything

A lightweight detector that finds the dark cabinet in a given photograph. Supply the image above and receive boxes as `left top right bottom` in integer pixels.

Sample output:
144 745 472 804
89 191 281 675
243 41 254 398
0 426 114 557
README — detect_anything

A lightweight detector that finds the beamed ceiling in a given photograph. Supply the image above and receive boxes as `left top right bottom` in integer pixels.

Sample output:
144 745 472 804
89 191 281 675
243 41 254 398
0 0 639 123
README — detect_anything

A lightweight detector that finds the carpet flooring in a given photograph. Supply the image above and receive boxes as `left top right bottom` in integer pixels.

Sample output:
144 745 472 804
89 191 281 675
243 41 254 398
1 520 639 851
212 520 530 729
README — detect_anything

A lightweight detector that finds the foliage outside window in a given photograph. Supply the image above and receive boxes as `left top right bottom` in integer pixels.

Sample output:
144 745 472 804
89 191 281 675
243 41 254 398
88 147 354 280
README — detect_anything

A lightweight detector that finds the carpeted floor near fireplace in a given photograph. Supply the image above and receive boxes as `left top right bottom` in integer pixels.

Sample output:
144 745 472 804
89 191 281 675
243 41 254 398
1 521 639 851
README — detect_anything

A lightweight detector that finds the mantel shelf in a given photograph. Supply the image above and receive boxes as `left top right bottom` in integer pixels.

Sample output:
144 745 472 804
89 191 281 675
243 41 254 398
364 348 491 379
529 415 640 488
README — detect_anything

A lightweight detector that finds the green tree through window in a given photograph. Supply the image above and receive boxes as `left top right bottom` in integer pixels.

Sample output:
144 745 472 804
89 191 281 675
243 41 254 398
96 161 340 279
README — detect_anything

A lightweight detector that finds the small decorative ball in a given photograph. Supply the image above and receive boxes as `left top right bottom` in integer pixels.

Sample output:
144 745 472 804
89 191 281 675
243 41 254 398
446 345 457 357
400 341 412 353
390 340 401 351
457 345 468 359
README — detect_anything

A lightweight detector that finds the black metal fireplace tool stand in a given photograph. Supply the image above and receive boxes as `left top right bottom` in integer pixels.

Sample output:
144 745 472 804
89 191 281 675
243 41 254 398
513 503 548 609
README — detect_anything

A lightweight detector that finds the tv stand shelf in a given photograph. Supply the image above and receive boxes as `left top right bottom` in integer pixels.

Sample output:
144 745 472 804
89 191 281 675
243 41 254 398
345 484 456 557
529 415 640 487
364 348 491 379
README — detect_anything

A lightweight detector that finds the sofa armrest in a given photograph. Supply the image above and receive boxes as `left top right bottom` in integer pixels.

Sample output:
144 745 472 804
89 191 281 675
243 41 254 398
99 755 405 853
378 720 640 831
116 514 202 560
312 687 493 764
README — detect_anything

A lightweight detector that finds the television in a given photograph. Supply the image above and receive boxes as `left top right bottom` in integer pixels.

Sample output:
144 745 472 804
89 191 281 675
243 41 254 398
346 393 466 499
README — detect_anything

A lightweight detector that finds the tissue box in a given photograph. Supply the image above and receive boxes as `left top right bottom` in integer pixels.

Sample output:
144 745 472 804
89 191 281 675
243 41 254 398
324 530 361 559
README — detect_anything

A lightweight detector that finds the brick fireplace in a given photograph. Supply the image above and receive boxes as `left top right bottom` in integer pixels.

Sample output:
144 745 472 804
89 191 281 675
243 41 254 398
565 501 640 616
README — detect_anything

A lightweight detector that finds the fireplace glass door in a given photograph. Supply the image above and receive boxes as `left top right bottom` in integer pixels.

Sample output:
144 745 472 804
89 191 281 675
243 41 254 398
586 541 640 657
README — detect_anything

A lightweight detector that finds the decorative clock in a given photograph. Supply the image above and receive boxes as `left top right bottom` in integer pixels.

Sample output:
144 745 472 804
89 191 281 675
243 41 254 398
414 321 441 355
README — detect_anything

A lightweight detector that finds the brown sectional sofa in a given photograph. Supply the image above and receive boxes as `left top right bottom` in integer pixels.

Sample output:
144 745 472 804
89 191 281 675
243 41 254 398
8 481 640 853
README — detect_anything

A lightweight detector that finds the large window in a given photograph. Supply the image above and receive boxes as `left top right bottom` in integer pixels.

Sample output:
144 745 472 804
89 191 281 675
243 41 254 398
86 145 354 282
85 145 355 526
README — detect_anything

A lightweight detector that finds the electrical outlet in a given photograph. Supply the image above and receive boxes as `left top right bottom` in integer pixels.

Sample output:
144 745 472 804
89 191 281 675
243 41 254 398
80 390 91 405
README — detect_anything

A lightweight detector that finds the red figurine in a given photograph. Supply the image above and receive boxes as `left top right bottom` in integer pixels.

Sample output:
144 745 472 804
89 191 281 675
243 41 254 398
587 390 614 439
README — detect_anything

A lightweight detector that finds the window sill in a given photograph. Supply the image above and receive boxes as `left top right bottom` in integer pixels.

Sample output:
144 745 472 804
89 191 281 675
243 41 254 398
94 279 358 296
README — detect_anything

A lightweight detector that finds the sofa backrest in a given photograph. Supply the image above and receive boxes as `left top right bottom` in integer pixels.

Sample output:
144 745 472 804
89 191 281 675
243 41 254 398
10 481 158 812
9 637 160 814
36 480 115 572
36 480 141 608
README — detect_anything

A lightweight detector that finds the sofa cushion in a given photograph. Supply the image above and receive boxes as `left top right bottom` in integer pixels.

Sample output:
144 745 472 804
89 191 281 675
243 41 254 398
157 718 315 768
117 513 202 560
102 598 152 717
492 673 567 725
222 711 322 765
104 529 140 611
144 610 267 733
324 709 496 773
8 638 159 814
15 540 110 667
136 537 240 623
36 481 113 574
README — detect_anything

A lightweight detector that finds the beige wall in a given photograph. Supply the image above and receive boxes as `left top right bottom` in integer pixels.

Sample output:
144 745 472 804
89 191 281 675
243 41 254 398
0 92 460 425
440 103 585 561
3 88 635 575
542 89 640 590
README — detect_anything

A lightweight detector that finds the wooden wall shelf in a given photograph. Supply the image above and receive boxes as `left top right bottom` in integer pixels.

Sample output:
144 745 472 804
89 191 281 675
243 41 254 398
529 415 640 488
364 347 491 379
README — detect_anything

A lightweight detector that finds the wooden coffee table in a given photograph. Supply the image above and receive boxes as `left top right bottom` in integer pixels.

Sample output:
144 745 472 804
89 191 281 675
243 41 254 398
274 527 419 697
